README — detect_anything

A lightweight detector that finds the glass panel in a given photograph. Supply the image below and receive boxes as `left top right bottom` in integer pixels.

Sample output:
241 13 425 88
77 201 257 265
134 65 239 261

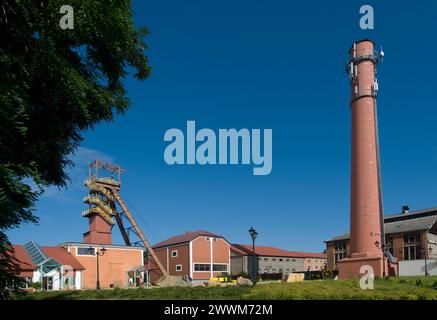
212 264 227 272
77 247 95 255
194 264 210 271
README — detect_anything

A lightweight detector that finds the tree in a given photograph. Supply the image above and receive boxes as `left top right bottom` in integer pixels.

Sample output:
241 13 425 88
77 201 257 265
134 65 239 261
0 0 151 298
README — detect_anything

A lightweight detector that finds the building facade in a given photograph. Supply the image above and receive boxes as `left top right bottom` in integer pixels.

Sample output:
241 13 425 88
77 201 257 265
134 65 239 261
326 207 437 271
9 241 85 290
147 230 230 283
61 242 145 289
230 244 326 276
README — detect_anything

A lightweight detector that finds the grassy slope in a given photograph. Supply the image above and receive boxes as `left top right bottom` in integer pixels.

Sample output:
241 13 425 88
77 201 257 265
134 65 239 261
16 277 437 300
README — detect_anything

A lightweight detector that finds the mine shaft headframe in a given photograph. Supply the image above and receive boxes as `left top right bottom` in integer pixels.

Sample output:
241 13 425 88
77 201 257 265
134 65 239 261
88 160 126 185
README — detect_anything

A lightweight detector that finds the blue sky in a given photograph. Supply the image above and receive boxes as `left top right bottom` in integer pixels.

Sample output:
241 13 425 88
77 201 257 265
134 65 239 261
8 0 437 252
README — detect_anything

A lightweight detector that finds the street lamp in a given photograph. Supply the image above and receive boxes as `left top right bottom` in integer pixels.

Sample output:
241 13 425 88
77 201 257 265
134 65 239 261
422 246 432 276
249 227 258 285
90 246 107 290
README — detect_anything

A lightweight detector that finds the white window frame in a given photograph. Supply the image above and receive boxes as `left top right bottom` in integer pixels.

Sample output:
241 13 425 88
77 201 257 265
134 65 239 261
212 263 228 272
171 250 178 258
176 264 182 272
193 263 212 272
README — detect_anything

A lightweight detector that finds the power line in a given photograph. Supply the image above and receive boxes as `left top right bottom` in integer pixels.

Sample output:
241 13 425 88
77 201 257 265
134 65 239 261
122 195 162 243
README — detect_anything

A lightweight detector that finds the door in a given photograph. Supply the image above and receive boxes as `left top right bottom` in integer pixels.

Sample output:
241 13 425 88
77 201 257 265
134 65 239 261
43 277 53 290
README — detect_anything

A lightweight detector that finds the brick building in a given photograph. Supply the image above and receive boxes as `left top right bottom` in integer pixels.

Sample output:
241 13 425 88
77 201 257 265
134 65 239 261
147 230 230 283
9 241 145 290
60 242 145 289
230 244 326 276
9 241 85 290
325 207 437 271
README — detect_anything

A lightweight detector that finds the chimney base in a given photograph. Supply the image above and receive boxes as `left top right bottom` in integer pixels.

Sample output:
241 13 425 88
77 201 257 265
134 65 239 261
338 255 384 279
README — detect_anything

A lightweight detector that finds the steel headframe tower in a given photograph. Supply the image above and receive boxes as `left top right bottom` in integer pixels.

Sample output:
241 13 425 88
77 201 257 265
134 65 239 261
82 160 168 276
338 39 385 278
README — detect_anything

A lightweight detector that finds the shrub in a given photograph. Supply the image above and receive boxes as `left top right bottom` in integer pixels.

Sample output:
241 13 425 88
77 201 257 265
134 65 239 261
31 282 41 290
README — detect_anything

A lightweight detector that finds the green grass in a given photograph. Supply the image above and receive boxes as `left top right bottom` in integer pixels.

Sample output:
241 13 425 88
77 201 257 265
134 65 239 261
15 276 437 300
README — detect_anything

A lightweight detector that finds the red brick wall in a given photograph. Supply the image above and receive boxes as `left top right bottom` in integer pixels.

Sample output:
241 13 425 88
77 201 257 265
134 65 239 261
192 236 230 280
326 240 350 270
67 245 143 289
149 236 230 282
148 247 167 282
83 215 112 244
148 244 190 283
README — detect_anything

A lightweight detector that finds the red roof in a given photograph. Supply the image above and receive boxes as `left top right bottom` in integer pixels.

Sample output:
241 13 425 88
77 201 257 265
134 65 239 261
9 245 36 271
41 246 85 270
154 230 225 248
231 244 326 259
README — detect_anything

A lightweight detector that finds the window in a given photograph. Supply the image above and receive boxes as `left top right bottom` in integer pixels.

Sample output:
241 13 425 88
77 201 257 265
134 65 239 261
279 258 283 262
272 258 276 261
334 242 347 267
20 277 33 289
213 264 228 272
286 259 290 262
264 258 268 261
292 259 296 262
194 264 210 271
77 247 95 256
171 250 178 257
193 264 227 272
403 232 421 260
176 264 182 272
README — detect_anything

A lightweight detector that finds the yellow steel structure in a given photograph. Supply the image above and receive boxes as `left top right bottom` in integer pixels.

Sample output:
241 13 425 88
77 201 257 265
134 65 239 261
83 160 167 277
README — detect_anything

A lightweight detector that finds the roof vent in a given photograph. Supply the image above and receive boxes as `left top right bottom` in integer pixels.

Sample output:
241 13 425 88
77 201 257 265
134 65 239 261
402 205 410 214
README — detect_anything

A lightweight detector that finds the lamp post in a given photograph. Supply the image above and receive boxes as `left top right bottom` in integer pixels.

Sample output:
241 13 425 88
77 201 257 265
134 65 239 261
90 246 107 290
248 227 258 285
422 246 432 276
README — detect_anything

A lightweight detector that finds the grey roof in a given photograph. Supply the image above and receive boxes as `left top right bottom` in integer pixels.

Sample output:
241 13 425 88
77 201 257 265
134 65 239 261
325 233 350 242
326 208 437 242
384 207 437 221
385 215 437 234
